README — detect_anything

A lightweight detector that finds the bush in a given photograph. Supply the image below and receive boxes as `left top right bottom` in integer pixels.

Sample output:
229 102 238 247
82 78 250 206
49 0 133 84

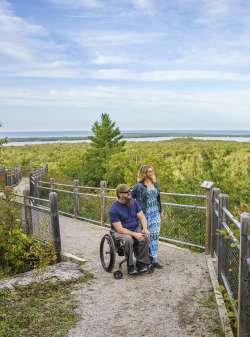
0 189 56 277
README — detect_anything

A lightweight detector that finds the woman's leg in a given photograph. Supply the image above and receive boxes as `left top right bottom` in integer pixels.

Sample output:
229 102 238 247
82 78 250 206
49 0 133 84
148 217 161 263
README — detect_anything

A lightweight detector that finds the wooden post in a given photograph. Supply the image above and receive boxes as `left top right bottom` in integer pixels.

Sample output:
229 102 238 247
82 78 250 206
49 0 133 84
5 169 8 186
100 180 107 226
217 193 229 284
35 174 39 199
73 179 80 217
237 212 250 337
50 177 55 191
212 187 221 256
23 188 33 234
12 169 15 186
29 172 34 197
49 192 61 262
211 187 221 257
201 181 214 255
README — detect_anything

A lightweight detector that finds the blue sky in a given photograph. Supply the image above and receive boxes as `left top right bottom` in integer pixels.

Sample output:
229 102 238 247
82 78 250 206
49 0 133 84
0 0 250 131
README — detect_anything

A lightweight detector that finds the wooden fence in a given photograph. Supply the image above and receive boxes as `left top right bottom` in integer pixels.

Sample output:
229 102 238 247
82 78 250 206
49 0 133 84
0 166 21 187
209 188 250 337
32 176 250 336
36 178 207 249
16 189 61 262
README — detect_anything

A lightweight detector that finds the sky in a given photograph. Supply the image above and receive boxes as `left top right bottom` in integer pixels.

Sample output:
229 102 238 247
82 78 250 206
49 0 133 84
0 0 250 131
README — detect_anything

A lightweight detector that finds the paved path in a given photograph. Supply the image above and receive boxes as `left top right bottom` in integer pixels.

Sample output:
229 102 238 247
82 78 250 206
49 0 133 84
60 216 222 337
14 177 29 203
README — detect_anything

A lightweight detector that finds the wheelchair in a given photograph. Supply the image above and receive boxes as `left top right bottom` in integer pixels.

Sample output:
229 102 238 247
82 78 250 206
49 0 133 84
99 231 127 279
99 231 154 279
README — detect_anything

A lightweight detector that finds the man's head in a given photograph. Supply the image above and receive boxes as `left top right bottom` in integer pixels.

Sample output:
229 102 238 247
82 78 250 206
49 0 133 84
116 184 132 204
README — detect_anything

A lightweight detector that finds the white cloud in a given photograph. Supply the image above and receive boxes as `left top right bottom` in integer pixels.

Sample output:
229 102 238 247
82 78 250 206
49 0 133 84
48 0 102 9
92 69 250 82
133 0 154 15
91 54 131 65
0 1 51 62
1 85 249 130
202 0 231 17
0 0 73 78
1 85 250 109
71 31 162 48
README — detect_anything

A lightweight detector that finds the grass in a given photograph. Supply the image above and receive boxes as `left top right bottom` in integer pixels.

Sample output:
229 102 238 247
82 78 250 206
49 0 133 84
0 272 93 337
199 291 226 337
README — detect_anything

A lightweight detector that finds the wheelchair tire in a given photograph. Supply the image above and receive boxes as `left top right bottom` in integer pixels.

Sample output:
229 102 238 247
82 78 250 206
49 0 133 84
113 270 123 279
148 264 154 274
100 234 116 272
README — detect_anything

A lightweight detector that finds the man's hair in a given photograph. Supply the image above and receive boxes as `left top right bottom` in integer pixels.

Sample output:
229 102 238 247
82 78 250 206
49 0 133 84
116 183 130 197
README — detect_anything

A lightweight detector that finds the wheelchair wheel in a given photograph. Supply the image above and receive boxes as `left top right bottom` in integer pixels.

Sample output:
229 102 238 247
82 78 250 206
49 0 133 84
113 270 123 279
100 234 116 272
148 264 154 274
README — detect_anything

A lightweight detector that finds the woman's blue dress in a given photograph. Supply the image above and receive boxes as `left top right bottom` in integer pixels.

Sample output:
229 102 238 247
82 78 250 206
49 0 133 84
146 186 161 263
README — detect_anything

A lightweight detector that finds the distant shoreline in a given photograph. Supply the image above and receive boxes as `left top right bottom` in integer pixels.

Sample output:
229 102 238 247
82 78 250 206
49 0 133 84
2 131 250 143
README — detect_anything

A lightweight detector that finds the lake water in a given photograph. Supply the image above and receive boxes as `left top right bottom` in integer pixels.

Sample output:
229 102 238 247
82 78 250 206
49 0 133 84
1 130 250 146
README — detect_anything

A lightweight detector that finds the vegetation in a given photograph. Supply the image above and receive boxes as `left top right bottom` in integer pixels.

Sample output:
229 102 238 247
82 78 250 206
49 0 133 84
0 123 7 146
1 138 249 214
199 291 225 337
0 189 56 278
80 113 126 185
0 272 93 337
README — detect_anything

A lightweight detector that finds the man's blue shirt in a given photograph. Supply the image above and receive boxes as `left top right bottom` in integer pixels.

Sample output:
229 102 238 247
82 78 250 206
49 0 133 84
109 199 141 231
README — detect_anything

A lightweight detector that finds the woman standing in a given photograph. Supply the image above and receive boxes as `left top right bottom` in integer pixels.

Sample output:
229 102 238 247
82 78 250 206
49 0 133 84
132 165 163 269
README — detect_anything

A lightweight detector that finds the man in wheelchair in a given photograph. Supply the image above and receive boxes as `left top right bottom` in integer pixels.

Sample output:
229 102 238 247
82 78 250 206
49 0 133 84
109 184 151 275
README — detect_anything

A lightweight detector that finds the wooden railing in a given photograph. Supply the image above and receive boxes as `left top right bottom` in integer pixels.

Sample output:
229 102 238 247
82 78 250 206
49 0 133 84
0 166 21 187
31 175 250 337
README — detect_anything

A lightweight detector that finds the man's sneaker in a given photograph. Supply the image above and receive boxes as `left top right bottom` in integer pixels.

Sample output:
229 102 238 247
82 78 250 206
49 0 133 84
152 262 163 269
128 265 138 275
136 262 148 273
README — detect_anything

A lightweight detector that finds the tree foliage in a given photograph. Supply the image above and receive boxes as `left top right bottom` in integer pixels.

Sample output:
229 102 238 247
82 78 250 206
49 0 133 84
81 113 126 185
0 123 7 147
0 139 249 215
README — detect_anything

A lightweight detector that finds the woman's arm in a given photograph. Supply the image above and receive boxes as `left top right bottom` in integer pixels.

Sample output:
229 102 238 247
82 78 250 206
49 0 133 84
156 184 163 214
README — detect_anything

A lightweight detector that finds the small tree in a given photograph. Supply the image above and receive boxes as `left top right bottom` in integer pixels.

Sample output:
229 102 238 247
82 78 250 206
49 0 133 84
0 123 7 146
81 113 126 185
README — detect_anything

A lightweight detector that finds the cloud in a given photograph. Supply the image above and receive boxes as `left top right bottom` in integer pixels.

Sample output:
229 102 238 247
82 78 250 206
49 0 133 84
202 0 231 17
91 53 131 65
48 0 102 9
71 30 162 48
1 84 249 130
133 0 154 15
92 69 250 82
1 85 250 108
0 0 73 78
0 1 52 62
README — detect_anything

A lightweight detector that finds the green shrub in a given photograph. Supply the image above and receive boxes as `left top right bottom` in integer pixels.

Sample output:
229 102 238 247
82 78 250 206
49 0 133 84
0 189 56 277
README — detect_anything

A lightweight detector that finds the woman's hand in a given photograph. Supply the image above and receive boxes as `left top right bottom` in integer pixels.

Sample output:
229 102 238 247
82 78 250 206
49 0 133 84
160 212 164 220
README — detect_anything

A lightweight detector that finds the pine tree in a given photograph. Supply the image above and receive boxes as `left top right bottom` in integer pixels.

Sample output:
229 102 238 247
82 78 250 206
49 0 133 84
81 113 126 185
0 123 7 146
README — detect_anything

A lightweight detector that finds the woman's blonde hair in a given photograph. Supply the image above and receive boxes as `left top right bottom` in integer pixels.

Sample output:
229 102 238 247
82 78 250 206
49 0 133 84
137 165 156 183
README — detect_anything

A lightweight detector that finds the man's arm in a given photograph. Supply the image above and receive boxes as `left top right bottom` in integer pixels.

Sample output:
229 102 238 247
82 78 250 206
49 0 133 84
112 221 145 241
137 211 149 236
